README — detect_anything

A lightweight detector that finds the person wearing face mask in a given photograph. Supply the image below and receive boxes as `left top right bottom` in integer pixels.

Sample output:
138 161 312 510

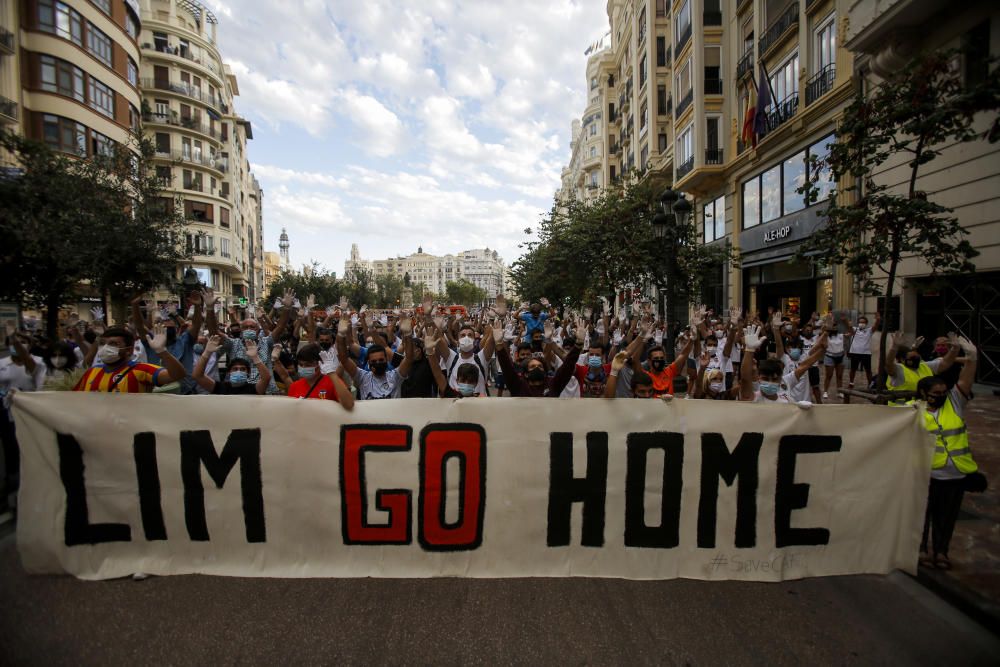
1 327 47 514
73 325 185 392
847 315 873 390
284 344 354 409
394 331 435 398
518 300 555 343
192 336 270 395
774 329 830 403
738 324 813 407
928 335 963 390
886 333 958 405
218 289 296 394
41 340 80 385
910 335 981 570
603 352 656 398
337 312 414 400
430 358 482 398
190 333 220 395
698 368 737 400
495 320 580 397
131 294 202 395
435 324 495 398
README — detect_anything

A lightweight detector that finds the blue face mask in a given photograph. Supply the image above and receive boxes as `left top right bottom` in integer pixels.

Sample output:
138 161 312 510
760 381 780 397
457 382 477 397
242 330 257 341
193 343 205 354
788 349 802 361
228 370 248 386
298 366 316 378
588 355 603 368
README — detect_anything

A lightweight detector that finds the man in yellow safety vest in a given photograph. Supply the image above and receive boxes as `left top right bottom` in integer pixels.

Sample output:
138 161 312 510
911 333 978 570
886 332 958 405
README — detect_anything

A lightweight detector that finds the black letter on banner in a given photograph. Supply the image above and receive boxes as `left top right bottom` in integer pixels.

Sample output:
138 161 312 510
624 432 684 548
133 432 166 540
180 429 265 543
698 432 763 549
775 435 842 547
547 432 608 547
57 433 131 546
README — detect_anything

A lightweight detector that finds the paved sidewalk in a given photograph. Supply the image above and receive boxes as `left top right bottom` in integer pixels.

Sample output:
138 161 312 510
918 392 1000 630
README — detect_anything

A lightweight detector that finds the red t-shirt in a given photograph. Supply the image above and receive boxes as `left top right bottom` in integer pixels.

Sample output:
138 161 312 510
287 375 340 401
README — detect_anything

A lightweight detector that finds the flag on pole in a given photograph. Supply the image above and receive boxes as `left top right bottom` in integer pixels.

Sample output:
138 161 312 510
752 62 772 145
741 80 757 147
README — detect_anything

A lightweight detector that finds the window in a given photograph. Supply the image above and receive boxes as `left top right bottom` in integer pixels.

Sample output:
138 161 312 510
769 52 800 105
590 76 598 90
125 8 139 38
40 56 85 102
221 238 231 258
706 117 719 150
761 165 781 222
675 0 691 43
639 101 648 133
39 1 83 46
153 32 169 50
656 0 667 16
221 123 229 141
807 133 836 202
677 123 693 163
657 85 667 115
91 0 110 14
962 20 991 87
589 122 598 136
185 200 213 222
590 145 597 158
91 130 113 157
183 169 203 192
640 145 649 169
88 78 114 117
656 36 666 67
156 166 172 187
155 133 170 153
127 57 138 86
639 54 647 89
220 207 230 227
41 114 86 155
677 57 692 97
782 151 806 214
704 196 726 243
129 103 139 130
742 178 760 228
815 15 836 73
658 132 667 153
87 23 113 67
186 233 214 254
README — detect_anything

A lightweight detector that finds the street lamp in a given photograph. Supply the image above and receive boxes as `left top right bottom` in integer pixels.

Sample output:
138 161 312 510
654 187 692 359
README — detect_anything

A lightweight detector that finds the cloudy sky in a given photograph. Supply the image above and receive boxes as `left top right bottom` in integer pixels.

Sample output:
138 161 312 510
204 0 610 274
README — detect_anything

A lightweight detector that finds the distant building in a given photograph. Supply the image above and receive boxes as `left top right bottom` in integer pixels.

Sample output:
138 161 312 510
263 251 281 295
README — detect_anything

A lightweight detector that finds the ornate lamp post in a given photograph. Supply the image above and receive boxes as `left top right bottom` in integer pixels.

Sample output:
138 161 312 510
651 188 691 357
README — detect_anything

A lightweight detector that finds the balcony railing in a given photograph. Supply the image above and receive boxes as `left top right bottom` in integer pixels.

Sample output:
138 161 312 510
736 50 754 80
674 23 692 59
143 111 219 139
189 246 216 256
676 156 695 180
0 26 13 54
760 93 799 138
704 78 723 95
675 89 693 117
156 148 229 173
0 95 17 122
141 78 229 114
142 42 222 77
703 11 722 26
759 4 799 57
805 64 836 105
705 148 724 164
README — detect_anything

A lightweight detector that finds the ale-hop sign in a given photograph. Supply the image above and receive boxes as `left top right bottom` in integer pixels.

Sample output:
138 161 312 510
12 393 931 581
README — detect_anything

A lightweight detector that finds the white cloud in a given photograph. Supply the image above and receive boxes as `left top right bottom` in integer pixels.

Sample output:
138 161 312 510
338 90 406 157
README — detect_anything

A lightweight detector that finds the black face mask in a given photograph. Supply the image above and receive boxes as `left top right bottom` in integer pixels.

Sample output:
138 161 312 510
319 341 332 351
531 340 543 351
370 361 388 375
905 357 921 369
527 368 546 382
229 330 241 338
165 328 177 344
926 395 946 409
650 359 666 372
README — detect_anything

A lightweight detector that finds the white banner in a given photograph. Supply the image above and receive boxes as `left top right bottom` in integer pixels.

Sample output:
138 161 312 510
12 393 932 581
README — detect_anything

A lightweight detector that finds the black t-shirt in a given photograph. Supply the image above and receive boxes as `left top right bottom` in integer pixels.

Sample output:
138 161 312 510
393 353 435 398
212 382 258 395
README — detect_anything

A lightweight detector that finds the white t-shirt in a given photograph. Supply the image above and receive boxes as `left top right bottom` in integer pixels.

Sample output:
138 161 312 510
800 334 821 367
0 355 46 417
442 348 491 397
890 357 943 386
353 367 404 400
849 327 872 354
825 333 845 356
782 366 811 402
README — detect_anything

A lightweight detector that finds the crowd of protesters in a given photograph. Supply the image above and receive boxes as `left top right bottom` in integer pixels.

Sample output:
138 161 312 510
0 289 985 567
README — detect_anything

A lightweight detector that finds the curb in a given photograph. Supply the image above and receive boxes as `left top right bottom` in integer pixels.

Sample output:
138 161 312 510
911 565 1000 635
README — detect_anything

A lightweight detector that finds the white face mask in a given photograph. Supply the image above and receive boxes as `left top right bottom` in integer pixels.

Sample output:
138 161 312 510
709 381 725 394
98 344 122 364
51 356 68 368
706 346 717 356
858 323 867 330
459 336 474 353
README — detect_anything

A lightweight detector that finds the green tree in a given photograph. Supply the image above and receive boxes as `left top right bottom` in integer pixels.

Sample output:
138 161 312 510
375 273 405 308
797 49 999 389
341 266 376 307
445 279 487 305
263 262 342 310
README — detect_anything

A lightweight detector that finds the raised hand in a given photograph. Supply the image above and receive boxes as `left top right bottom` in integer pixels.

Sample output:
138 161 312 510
743 325 767 351
245 339 260 360
305 294 316 311
281 288 296 310
319 349 338 374
540 297 550 307
91 306 105 322
949 332 977 360
202 288 217 309
399 316 413 336
729 306 742 325
270 342 282 363
654 328 664 345
503 320 515 342
771 311 783 330
148 323 168 353
611 351 629 372
166 302 179 316
691 304 706 327
543 319 555 340
338 313 351 336
575 317 587 345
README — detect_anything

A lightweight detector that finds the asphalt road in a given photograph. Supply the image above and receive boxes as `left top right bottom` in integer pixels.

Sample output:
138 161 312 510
0 534 996 666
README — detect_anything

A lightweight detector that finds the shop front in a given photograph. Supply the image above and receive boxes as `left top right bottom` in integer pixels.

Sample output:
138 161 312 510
739 204 832 321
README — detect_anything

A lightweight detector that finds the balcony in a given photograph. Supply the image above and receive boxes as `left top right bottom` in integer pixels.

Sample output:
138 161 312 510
0 26 13 55
736 50 754 80
0 95 16 123
143 111 220 140
675 89 693 117
760 94 799 139
805 64 836 106
610 142 620 156
141 78 228 115
142 42 223 78
704 78 723 95
156 148 229 174
705 148 724 165
674 23 692 60
189 246 216 257
759 4 799 57
703 11 722 26
676 156 694 180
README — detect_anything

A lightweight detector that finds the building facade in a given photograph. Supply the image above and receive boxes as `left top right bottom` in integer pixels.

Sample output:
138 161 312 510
1 0 20 165
138 0 261 308
345 245 507 302
262 250 281 296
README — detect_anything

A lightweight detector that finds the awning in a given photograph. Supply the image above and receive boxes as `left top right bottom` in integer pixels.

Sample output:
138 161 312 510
205 108 221 121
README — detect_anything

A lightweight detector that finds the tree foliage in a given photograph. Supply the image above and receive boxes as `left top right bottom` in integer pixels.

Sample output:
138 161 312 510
263 262 342 309
0 130 190 338
510 179 737 315
445 279 487 306
340 266 376 308
796 48 999 387
375 273 405 308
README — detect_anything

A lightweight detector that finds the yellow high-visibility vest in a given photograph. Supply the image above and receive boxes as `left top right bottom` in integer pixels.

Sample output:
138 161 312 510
914 397 978 474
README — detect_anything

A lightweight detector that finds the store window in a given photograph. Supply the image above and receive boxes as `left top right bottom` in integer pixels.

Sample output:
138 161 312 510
808 133 836 202
742 133 837 228
761 165 781 222
742 178 760 228
782 151 806 213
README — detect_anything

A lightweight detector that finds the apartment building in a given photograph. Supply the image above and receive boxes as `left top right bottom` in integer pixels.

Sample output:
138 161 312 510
0 0 19 164
345 244 507 302
846 1 999 384
138 0 262 308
